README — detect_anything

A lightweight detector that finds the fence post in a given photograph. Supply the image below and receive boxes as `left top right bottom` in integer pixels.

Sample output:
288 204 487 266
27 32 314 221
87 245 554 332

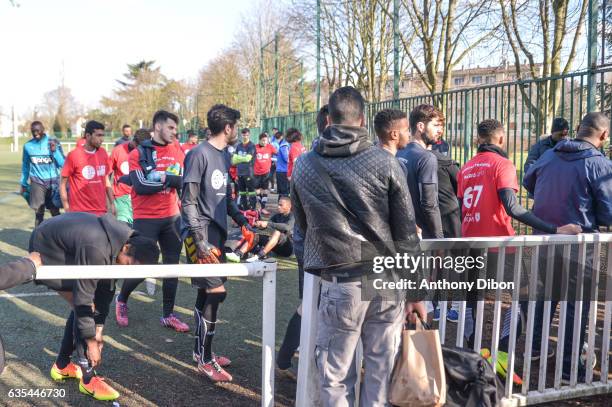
316 0 321 111
296 273 321 406
258 42 264 126
261 267 276 407
11 106 18 153
274 32 280 117
586 0 599 112
393 0 400 104
300 62 305 113
463 90 472 164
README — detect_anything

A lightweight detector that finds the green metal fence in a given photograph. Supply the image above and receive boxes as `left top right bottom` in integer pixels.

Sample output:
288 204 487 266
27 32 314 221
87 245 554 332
261 67 612 233
260 111 319 147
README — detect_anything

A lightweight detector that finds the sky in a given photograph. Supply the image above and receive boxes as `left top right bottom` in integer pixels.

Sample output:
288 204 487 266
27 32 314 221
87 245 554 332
0 0 252 119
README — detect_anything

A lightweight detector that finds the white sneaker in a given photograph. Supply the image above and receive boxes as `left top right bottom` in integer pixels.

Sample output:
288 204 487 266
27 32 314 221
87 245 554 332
145 278 157 295
246 254 261 263
581 342 597 369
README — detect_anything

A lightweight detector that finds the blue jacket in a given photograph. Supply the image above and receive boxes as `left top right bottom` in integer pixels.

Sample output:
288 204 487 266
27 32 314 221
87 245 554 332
271 138 281 163
523 139 612 233
275 138 290 173
21 134 65 186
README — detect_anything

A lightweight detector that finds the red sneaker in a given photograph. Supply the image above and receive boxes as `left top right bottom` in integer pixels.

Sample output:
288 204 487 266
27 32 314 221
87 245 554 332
214 353 232 367
192 352 231 367
198 359 232 382
160 314 190 332
115 299 128 327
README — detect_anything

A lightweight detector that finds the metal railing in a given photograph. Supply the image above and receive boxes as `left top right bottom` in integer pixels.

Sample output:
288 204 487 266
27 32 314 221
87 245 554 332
262 67 612 159
297 233 612 406
260 66 612 234
35 261 278 407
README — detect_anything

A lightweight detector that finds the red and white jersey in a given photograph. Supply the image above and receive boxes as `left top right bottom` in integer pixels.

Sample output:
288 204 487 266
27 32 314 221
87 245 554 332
129 143 184 219
181 142 198 155
110 143 131 198
457 151 519 237
61 146 110 216
288 141 306 178
254 143 277 175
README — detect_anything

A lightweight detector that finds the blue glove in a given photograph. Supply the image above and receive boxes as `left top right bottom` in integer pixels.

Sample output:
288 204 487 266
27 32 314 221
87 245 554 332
146 171 163 182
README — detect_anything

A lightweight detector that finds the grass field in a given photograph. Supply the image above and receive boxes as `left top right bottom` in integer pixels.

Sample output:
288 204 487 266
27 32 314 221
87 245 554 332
0 151 300 406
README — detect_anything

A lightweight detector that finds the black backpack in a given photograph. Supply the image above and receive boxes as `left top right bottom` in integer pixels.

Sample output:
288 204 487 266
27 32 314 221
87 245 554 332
442 345 504 407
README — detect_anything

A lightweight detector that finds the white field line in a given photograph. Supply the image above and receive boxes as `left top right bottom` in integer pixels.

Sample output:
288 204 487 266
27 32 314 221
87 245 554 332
0 290 147 299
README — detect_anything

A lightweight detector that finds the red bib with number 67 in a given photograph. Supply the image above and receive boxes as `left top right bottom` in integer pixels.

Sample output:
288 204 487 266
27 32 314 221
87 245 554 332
457 151 519 238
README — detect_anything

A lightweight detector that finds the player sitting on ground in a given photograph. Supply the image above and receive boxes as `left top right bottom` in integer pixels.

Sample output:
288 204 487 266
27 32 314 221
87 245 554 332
227 196 294 263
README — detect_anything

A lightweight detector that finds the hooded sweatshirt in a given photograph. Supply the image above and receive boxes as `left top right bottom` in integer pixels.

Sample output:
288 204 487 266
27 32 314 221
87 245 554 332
431 150 460 216
31 212 132 339
523 139 612 233
292 124 421 279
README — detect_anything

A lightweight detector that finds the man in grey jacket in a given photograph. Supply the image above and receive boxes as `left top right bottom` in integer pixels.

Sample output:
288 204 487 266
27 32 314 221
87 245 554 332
523 117 569 174
291 86 425 406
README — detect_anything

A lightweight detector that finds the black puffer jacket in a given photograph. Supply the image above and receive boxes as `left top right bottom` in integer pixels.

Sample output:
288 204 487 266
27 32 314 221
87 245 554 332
291 124 420 276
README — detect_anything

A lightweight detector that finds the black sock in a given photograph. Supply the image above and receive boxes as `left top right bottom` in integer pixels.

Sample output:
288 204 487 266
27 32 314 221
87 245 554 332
195 289 207 310
75 342 96 384
194 290 207 358
194 308 203 358
34 211 44 227
55 312 75 369
277 311 301 369
74 320 94 384
162 278 178 317
76 358 94 384
117 278 145 303
202 298 220 362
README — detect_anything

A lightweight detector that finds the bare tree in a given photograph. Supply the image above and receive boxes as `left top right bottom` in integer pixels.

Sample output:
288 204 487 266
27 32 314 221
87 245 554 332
233 0 308 121
604 1 612 62
289 0 398 103
600 3 612 115
41 85 82 137
195 50 246 123
390 0 500 104
499 0 588 133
